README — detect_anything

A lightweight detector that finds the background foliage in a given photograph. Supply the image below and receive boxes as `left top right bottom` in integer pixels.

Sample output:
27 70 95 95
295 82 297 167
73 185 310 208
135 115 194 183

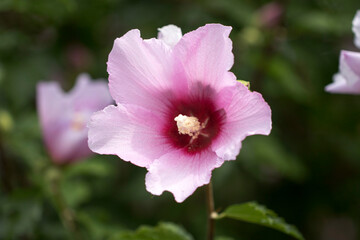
1 0 360 239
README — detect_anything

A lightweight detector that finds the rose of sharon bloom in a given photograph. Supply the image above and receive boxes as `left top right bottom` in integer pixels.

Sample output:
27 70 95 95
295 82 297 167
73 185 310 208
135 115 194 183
353 10 360 49
325 11 360 94
37 73 113 164
325 51 360 94
88 24 272 202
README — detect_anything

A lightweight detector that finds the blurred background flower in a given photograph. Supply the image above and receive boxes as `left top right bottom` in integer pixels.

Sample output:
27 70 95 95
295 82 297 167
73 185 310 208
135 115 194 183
1 0 360 240
37 73 112 164
353 10 360 48
325 51 360 94
325 12 360 94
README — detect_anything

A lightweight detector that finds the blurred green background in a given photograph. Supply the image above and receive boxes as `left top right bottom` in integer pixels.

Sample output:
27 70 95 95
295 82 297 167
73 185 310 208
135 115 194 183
1 0 360 239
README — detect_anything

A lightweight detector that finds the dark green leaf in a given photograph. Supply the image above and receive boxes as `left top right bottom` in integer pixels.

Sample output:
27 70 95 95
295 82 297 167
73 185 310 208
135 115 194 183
111 222 193 240
64 157 114 178
0 191 42 239
217 202 304 240
215 237 235 240
294 11 351 34
61 180 90 208
77 210 125 240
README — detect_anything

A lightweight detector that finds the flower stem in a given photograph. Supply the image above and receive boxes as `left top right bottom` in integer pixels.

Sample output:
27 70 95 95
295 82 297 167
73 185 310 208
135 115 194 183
0 139 12 192
48 167 82 240
206 181 215 240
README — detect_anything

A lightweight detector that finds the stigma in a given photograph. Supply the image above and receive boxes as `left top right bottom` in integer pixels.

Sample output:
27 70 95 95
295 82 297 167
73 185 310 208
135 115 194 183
174 114 206 139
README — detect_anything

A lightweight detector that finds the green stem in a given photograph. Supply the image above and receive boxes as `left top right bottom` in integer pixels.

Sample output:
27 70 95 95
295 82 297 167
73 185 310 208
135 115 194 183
206 181 215 240
0 138 12 193
49 167 81 240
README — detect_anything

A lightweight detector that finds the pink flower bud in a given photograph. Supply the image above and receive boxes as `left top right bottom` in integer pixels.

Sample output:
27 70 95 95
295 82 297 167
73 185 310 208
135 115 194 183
257 2 284 28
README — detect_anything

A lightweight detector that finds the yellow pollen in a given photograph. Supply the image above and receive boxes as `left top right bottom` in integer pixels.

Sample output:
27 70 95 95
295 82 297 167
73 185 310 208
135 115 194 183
174 114 205 139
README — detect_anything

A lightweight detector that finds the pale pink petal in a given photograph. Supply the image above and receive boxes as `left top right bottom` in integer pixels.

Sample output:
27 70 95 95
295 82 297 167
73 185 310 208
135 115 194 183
352 10 360 49
325 73 360 94
145 149 219 202
340 51 360 79
37 81 73 162
49 122 91 164
172 24 236 90
108 30 180 110
157 25 182 48
212 82 272 160
37 81 67 130
88 104 173 168
325 51 360 94
69 73 113 111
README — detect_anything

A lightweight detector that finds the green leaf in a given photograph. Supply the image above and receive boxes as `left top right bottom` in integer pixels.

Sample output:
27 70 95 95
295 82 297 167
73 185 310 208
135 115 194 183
215 237 234 240
77 210 125 240
216 202 304 240
111 222 193 240
294 11 351 34
64 157 114 178
0 190 43 239
61 180 90 208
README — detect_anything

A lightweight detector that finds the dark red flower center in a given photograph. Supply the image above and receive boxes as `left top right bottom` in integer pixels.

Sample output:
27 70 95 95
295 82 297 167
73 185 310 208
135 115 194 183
164 89 225 154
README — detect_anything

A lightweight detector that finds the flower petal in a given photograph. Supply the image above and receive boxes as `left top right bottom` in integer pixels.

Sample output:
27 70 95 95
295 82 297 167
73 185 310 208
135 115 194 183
69 73 113 111
212 82 272 160
88 104 172 168
145 149 219 202
37 81 67 131
340 50 360 80
325 50 360 94
173 24 236 90
325 73 360 94
157 25 182 48
107 29 178 110
49 124 91 164
353 10 360 49
37 81 73 162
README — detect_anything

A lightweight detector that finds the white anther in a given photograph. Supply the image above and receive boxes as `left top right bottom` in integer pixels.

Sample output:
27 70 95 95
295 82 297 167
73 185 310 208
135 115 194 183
174 114 204 138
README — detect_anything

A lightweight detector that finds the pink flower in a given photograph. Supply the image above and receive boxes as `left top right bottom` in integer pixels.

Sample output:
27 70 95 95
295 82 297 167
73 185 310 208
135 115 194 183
37 73 113 164
353 10 360 48
326 11 360 94
325 51 360 94
88 24 272 202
